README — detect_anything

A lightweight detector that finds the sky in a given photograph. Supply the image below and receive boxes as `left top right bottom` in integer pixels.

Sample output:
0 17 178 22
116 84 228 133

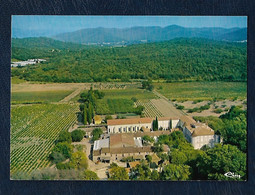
12 16 247 38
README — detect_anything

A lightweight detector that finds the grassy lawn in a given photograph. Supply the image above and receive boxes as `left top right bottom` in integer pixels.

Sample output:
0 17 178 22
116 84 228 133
154 82 247 101
11 90 74 104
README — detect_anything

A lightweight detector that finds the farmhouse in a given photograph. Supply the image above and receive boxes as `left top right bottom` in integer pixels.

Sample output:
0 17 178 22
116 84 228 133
93 133 169 163
107 116 221 150
178 116 222 149
107 117 179 134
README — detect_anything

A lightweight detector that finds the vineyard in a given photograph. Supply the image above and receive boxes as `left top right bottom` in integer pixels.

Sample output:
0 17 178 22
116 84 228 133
135 100 164 117
11 90 73 104
10 103 79 174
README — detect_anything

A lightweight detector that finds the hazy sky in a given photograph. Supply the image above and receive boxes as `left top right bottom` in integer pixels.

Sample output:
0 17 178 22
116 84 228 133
12 16 247 37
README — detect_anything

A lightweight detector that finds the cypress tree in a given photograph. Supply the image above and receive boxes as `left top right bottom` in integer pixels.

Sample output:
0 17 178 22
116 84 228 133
83 108 87 125
87 104 92 124
155 117 158 130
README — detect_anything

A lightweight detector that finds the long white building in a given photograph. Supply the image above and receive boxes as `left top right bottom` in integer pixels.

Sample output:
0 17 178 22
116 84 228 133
107 116 221 149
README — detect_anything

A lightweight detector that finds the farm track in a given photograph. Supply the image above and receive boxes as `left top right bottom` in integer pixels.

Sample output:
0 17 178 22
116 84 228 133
59 86 85 102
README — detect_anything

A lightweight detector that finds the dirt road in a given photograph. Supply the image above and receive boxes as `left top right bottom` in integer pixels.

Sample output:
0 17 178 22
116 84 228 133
59 86 85 102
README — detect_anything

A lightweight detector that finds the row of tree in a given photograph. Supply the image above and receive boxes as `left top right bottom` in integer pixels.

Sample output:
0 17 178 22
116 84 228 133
79 87 105 124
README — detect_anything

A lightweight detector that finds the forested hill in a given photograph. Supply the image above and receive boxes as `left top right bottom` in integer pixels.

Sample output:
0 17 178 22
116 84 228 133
52 25 247 44
12 37 88 50
11 38 247 83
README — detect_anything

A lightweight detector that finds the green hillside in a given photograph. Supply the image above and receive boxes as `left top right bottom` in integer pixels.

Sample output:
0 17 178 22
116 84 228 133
11 38 247 83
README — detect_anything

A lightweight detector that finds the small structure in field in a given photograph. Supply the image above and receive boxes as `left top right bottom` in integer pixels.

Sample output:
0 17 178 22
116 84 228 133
94 115 102 125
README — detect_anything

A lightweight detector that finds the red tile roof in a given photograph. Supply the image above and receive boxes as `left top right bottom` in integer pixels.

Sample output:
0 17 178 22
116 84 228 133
107 118 153 125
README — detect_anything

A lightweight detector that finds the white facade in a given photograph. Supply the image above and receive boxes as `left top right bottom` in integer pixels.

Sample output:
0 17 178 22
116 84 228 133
108 122 152 134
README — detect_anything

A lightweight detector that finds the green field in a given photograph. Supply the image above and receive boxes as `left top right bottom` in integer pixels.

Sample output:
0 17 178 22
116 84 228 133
94 88 156 115
99 88 157 100
11 77 27 84
10 104 79 174
96 99 136 115
11 90 73 104
154 82 247 101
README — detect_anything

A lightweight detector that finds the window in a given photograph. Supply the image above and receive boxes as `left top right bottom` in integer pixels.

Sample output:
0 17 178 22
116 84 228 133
105 153 106 155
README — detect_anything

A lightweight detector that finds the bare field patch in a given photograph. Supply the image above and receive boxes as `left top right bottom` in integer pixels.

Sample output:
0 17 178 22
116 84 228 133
176 99 246 117
11 83 89 92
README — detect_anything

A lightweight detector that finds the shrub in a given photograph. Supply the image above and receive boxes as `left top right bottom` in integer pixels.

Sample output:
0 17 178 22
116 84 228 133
120 156 134 162
83 170 99 180
58 131 72 144
51 142 73 159
214 108 223 113
105 115 113 122
71 130 85 142
91 128 103 141
49 151 66 164
176 105 184 110
131 97 137 102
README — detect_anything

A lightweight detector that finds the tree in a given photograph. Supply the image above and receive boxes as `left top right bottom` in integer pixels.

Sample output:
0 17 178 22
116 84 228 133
145 155 152 163
152 117 158 131
49 151 66 164
91 128 103 141
151 170 159 180
71 130 85 142
130 163 152 181
71 151 88 170
196 144 246 180
87 103 93 124
131 97 137 102
170 150 188 165
110 162 118 168
57 131 72 144
152 143 163 153
83 170 99 180
160 164 191 181
105 115 113 122
83 108 87 125
109 167 129 180
142 135 154 145
50 142 73 159
155 117 158 130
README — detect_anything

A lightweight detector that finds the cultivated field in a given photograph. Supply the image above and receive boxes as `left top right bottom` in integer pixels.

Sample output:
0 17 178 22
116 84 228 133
11 90 73 104
96 99 137 115
154 82 247 101
135 100 163 117
99 88 157 100
94 88 157 115
11 104 79 174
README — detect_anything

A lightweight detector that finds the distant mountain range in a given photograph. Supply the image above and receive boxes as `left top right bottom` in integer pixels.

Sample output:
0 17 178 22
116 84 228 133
50 25 247 45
